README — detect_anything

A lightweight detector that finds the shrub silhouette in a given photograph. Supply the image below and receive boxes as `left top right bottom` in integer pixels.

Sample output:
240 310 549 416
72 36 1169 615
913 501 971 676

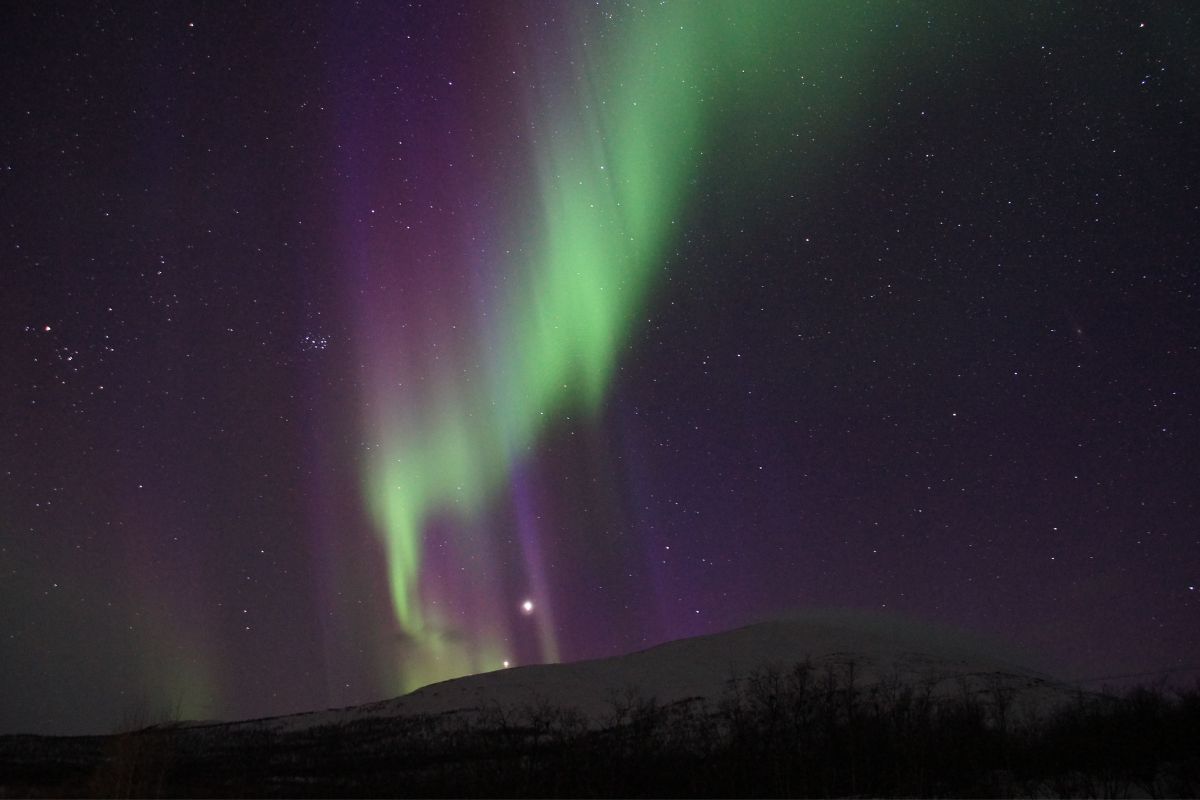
2 667 1198 797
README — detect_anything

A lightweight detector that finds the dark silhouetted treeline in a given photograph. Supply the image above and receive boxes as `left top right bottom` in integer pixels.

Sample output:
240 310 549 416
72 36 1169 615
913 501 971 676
2 661 1197 797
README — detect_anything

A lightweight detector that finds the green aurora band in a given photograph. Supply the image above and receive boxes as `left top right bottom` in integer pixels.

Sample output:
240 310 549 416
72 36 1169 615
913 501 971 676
360 1 959 690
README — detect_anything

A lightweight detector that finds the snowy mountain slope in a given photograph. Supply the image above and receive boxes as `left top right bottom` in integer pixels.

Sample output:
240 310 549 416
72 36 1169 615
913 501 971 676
229 613 1084 733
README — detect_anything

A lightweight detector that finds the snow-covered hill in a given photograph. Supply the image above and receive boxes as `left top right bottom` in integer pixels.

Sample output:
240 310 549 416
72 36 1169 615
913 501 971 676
228 612 1084 733
2 614 1185 798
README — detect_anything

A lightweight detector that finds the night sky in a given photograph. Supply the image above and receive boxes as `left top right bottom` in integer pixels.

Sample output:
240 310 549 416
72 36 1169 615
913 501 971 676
3 1 1198 736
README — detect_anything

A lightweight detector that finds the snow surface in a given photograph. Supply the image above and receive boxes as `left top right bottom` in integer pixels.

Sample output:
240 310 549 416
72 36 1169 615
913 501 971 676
212 613 1087 734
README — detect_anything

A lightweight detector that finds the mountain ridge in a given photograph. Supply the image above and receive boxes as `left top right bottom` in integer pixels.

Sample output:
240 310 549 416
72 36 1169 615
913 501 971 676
209 612 1084 734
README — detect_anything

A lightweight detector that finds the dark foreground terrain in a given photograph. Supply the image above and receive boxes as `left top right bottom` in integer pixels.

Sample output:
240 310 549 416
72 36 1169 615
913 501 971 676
2 663 1198 798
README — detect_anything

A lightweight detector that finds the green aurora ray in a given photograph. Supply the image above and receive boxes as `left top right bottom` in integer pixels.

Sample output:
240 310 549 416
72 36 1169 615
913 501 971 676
358 1 965 691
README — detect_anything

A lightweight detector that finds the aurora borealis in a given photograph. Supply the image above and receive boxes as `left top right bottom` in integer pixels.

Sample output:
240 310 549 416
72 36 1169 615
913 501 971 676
350 1 895 692
3 1 1198 734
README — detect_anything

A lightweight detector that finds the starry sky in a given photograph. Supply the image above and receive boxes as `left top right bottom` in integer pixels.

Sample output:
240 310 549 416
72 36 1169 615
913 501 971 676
2 1 1197 735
